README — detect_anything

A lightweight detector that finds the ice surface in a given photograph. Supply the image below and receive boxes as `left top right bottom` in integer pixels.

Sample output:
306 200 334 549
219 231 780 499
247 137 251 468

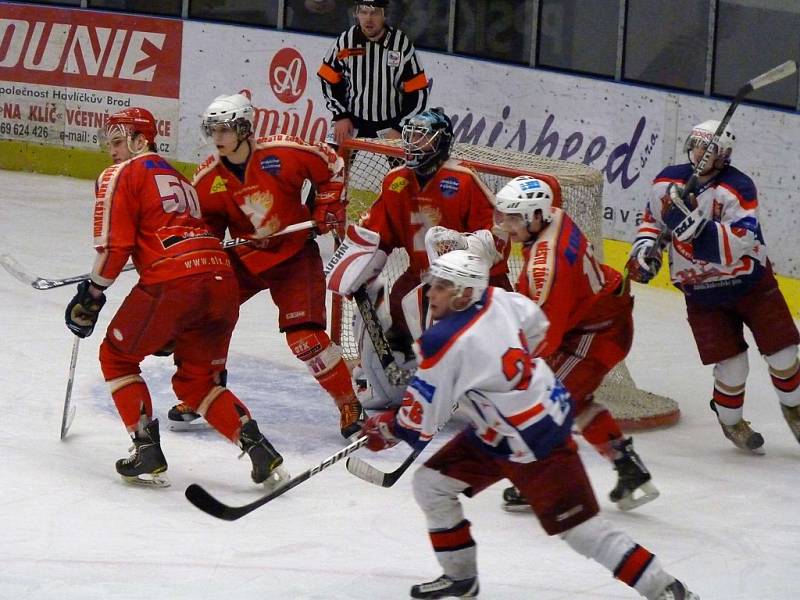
1 170 798 599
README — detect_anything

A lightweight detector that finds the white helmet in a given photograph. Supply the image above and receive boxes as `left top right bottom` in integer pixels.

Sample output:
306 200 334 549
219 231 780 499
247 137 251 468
494 176 555 225
425 249 489 308
683 119 736 165
201 93 255 139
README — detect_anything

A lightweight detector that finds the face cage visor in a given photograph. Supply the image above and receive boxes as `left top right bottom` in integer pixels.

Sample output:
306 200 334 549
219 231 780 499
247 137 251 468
402 124 444 168
201 117 252 141
98 123 149 155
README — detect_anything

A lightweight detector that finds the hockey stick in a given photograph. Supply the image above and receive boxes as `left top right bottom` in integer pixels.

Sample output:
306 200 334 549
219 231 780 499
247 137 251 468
345 446 422 487
185 436 368 521
352 287 414 387
0 220 316 291
59 336 80 440
624 59 797 286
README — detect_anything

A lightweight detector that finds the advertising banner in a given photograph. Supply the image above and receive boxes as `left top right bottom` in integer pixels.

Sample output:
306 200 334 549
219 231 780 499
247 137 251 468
0 4 181 156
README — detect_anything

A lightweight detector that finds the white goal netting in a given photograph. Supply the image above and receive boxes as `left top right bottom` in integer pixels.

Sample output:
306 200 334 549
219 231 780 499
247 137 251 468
332 138 679 429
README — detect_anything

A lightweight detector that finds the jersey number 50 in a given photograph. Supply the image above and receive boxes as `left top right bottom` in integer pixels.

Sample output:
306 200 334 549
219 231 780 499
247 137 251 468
155 174 201 218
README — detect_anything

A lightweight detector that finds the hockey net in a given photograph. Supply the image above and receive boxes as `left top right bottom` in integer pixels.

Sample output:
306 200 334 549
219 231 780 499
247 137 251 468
332 137 679 430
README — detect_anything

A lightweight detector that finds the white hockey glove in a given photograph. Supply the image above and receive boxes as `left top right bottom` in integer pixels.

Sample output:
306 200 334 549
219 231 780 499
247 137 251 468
464 229 503 265
424 226 468 265
625 238 663 284
661 183 707 242
325 224 387 298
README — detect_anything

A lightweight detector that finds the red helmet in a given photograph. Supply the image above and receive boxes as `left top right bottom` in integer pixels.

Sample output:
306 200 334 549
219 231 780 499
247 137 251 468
104 107 157 144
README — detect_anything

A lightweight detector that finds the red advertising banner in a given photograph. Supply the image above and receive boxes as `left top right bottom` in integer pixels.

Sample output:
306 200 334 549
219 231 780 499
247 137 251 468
0 4 181 99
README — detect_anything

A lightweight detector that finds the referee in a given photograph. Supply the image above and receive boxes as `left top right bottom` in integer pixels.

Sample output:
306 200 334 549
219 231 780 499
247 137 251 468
318 0 429 147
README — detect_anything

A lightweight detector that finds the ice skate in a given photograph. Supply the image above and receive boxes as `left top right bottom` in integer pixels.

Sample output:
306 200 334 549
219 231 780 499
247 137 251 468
339 398 367 440
655 579 700 600
501 485 531 513
167 402 207 431
609 437 659 511
239 419 289 490
780 403 800 444
710 401 764 454
115 419 170 488
410 574 479 599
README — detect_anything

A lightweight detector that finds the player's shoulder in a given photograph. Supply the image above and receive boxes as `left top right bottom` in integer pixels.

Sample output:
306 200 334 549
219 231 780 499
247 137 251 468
653 162 693 184
435 159 492 196
718 165 756 198
418 289 494 360
194 153 221 182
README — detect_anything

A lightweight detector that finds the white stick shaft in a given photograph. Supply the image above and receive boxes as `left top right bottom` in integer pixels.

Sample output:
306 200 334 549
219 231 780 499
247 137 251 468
749 60 797 91
60 337 80 440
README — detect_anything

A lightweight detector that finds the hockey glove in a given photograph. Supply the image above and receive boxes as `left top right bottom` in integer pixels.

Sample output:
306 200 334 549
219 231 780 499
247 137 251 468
65 280 106 338
361 410 400 452
311 181 347 235
661 183 707 242
626 239 662 284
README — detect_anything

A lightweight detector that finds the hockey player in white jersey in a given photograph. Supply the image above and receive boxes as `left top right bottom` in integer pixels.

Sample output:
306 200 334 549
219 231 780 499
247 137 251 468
359 250 699 599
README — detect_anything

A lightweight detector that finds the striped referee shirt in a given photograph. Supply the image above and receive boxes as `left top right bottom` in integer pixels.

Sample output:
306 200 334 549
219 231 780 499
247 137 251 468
318 25 429 131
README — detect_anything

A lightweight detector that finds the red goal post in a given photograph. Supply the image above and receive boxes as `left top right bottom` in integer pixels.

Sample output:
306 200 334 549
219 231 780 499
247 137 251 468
331 137 679 430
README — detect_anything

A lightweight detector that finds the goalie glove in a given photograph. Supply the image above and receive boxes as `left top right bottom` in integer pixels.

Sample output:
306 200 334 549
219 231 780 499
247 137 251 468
464 229 503 265
661 183 707 242
625 238 663 284
65 280 106 338
325 224 387 297
424 226 468 265
360 410 400 452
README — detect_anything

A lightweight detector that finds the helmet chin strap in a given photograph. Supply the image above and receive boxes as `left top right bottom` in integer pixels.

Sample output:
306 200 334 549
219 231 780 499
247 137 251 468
126 134 149 156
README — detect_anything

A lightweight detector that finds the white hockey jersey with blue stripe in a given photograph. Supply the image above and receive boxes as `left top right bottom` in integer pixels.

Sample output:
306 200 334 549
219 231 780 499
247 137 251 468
394 287 574 463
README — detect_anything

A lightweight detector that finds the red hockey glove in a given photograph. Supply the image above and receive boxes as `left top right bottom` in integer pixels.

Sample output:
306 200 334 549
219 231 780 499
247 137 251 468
360 410 400 452
312 181 347 235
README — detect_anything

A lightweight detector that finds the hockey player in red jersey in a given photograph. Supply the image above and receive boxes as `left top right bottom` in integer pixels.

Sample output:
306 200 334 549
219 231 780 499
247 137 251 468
492 175 658 511
359 250 698 600
328 107 510 409
166 93 365 439
627 119 800 453
64 107 287 488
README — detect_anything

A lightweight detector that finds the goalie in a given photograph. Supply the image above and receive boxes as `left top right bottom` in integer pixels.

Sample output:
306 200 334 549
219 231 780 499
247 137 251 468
326 107 511 409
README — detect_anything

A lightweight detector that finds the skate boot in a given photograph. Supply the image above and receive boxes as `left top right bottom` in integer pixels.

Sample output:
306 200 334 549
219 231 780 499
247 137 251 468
339 398 367 440
501 485 531 513
780 403 800 444
609 437 659 511
655 579 700 600
710 400 764 454
410 574 479 599
239 419 290 490
115 419 170 488
167 402 205 431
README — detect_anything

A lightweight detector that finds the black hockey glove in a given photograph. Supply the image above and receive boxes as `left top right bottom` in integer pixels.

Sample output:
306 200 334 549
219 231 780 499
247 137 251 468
65 280 106 338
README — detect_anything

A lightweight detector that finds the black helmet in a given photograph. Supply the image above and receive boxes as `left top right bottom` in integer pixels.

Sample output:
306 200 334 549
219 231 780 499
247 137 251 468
353 0 388 7
401 107 454 177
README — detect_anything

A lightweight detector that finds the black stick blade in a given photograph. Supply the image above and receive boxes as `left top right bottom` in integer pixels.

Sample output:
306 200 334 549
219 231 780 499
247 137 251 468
184 484 244 521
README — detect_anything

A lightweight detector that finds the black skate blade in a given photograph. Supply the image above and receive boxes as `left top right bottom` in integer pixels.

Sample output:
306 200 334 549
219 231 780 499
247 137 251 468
615 481 659 511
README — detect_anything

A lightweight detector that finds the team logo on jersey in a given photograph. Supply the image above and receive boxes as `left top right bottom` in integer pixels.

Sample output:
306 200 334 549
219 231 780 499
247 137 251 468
387 50 401 68
210 176 227 193
260 156 282 174
241 191 275 230
439 177 460 198
419 204 442 226
390 176 409 192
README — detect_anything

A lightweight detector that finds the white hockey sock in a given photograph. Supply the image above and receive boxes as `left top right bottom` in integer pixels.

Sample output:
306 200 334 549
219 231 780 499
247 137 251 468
560 516 673 599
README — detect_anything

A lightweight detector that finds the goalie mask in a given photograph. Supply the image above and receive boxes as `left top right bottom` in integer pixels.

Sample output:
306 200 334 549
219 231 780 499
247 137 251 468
201 93 255 141
402 107 454 178
424 249 489 309
100 107 158 156
683 119 736 168
494 175 555 229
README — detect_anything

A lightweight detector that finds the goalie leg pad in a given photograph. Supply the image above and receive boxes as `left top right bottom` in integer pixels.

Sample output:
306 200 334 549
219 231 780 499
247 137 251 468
287 328 356 406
